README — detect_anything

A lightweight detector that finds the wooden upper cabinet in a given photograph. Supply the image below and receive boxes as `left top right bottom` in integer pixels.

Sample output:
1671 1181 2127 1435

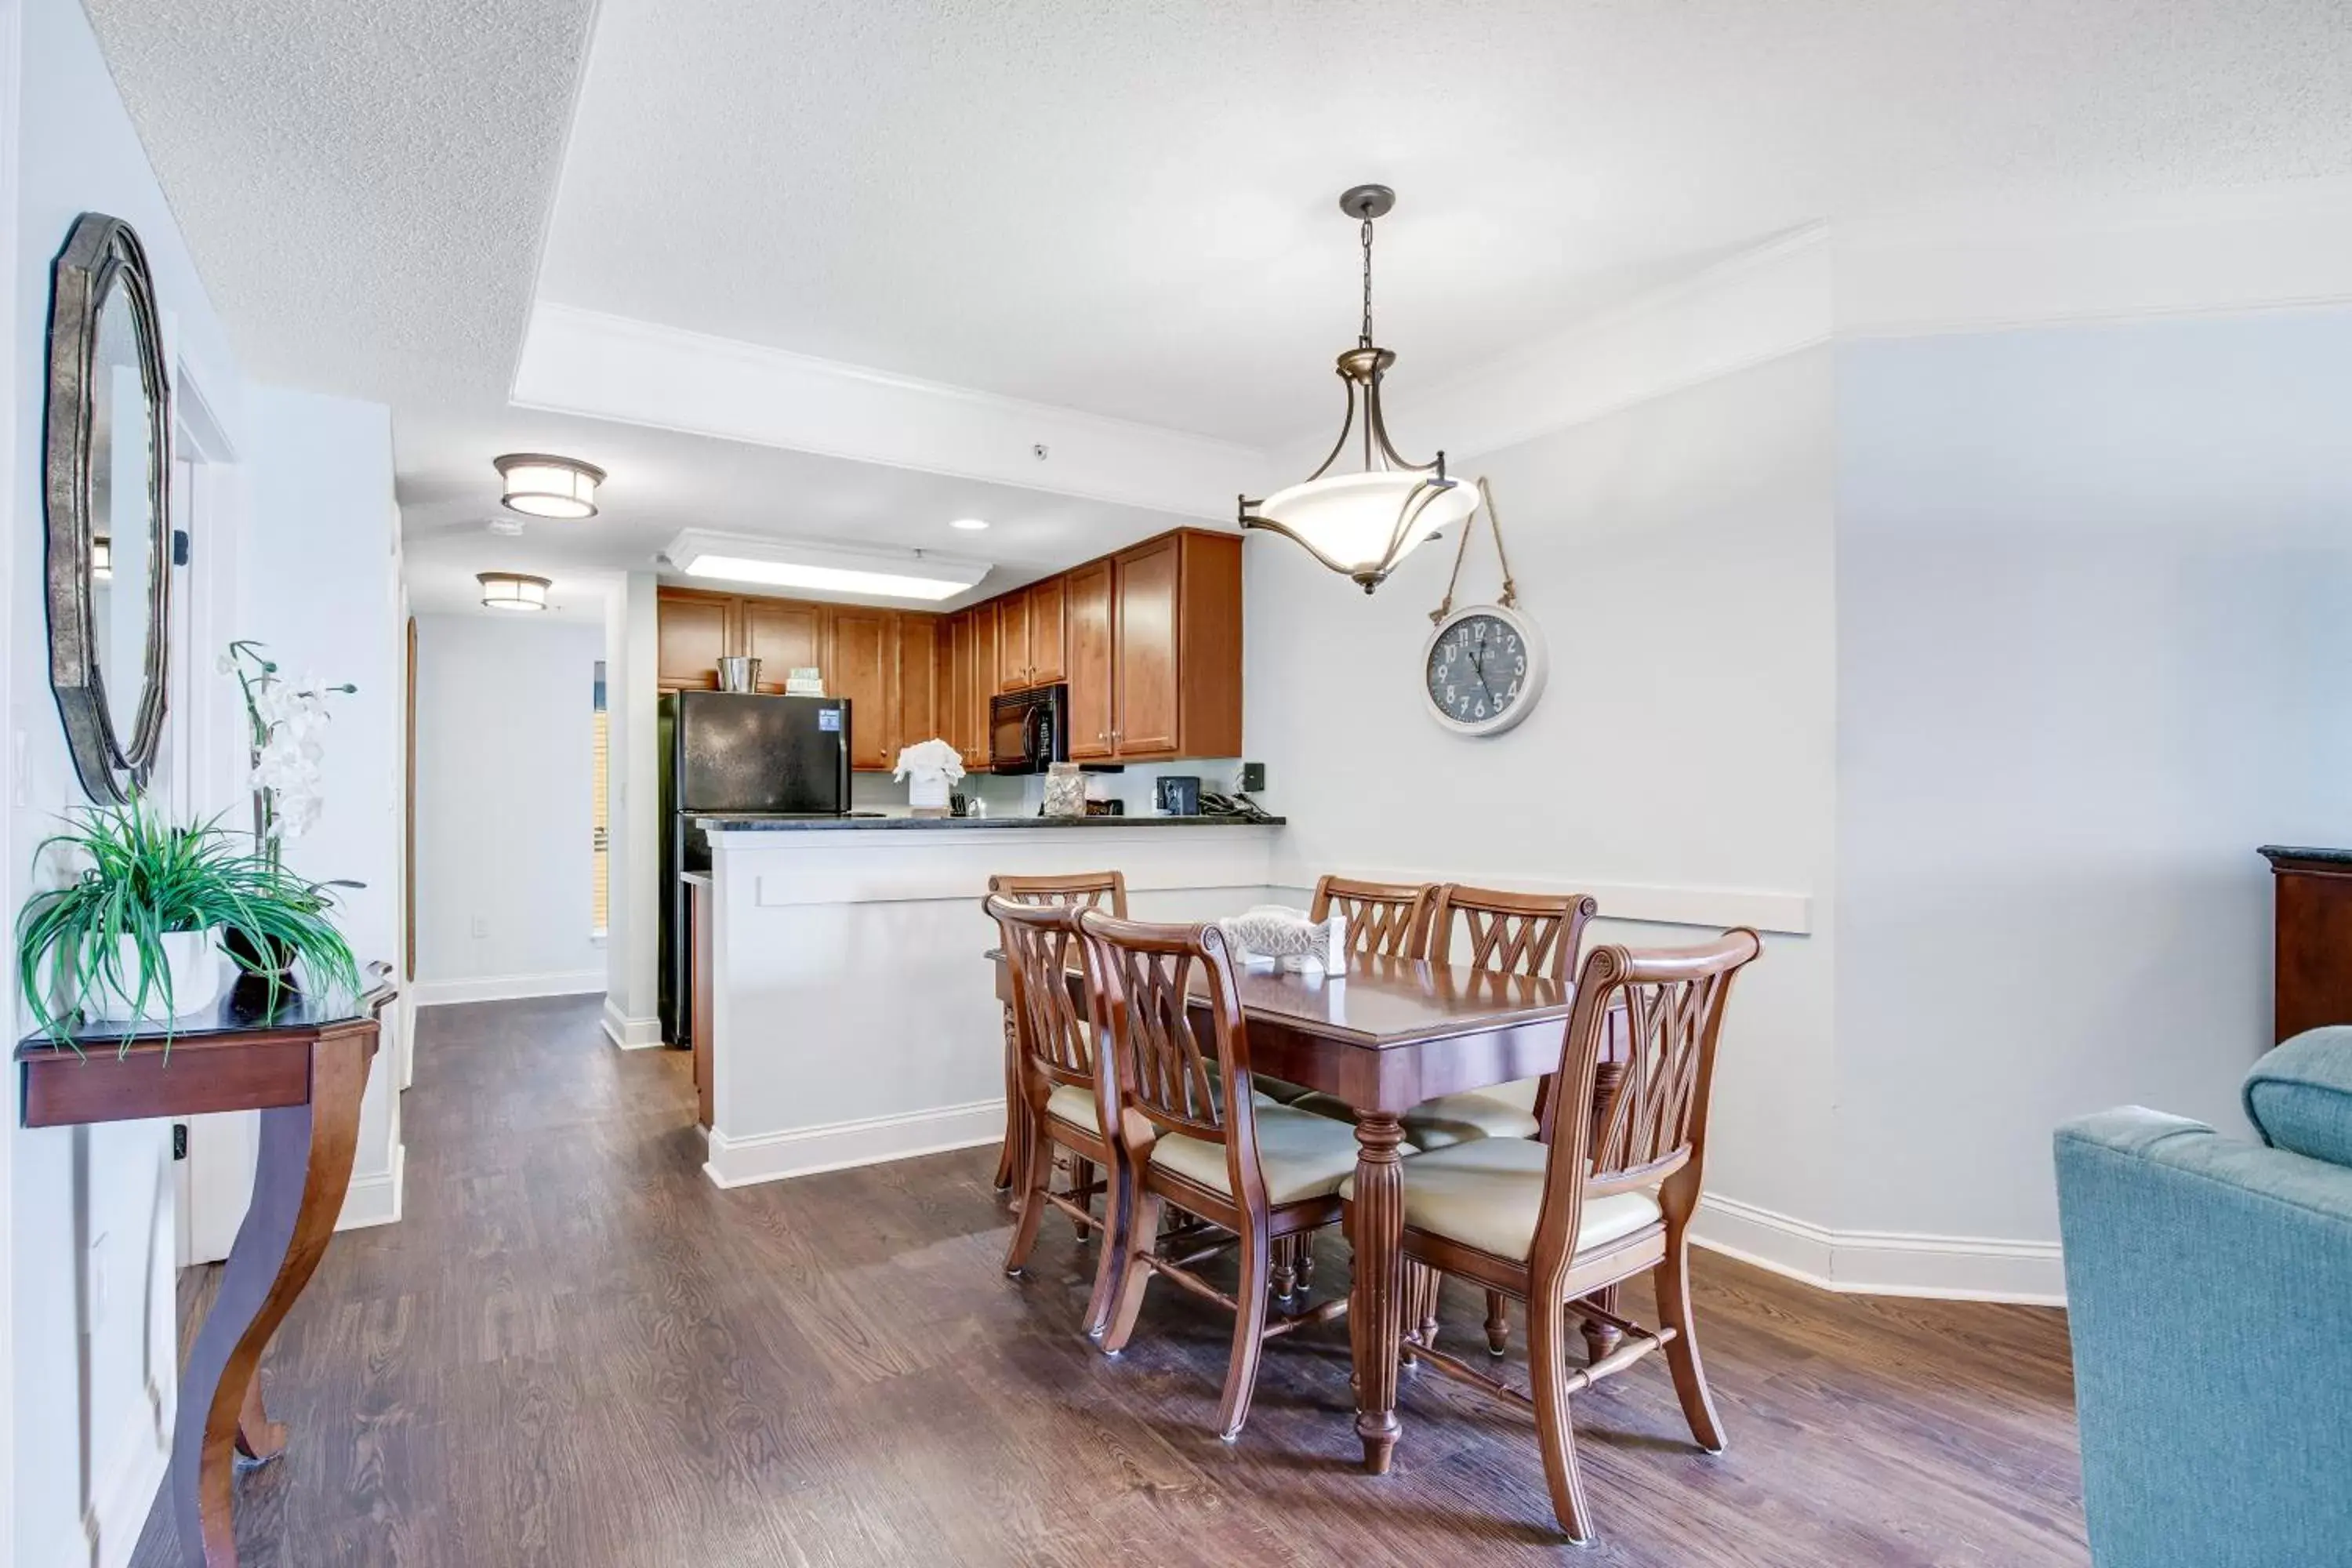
895 614 942 752
825 608 895 771
656 590 735 690
1065 561 1114 761
742 599 823 693
1110 530 1242 760
996 590 1031 692
1025 575 1067 685
966 603 995 768
1112 536 1182 756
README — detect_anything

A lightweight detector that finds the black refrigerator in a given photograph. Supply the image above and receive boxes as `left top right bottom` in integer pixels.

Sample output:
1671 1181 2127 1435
659 691 851 1044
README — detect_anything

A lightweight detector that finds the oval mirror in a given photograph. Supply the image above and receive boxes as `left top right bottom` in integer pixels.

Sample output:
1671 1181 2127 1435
45 213 170 803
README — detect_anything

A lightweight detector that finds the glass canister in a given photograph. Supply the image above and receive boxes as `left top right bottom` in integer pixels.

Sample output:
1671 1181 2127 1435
1043 762 1086 818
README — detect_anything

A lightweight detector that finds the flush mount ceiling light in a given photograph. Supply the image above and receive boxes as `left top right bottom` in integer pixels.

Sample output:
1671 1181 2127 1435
664 530 989 601
1238 185 1480 594
478 572 551 612
949 517 991 532
494 452 604 519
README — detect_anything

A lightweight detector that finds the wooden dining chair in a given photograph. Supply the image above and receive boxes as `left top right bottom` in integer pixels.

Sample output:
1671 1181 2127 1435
987 895 1125 1338
1403 884 1599 1356
1077 910 1361 1441
1342 930 1762 1545
1308 873 1437 963
986 872 1129 1196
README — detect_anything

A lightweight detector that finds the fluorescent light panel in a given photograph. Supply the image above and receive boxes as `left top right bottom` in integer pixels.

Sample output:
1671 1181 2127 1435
665 530 989 602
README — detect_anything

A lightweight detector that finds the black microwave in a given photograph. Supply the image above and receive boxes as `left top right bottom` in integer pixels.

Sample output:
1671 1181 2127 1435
989 684 1068 775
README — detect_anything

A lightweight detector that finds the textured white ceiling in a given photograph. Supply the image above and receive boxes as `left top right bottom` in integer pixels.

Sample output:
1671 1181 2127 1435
538 0 2352 445
82 0 2352 609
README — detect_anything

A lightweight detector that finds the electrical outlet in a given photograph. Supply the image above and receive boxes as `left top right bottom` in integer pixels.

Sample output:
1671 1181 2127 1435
470 916 489 939
1240 761 1265 793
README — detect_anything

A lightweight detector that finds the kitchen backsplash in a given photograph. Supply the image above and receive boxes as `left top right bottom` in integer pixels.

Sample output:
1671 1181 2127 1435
848 760 1250 818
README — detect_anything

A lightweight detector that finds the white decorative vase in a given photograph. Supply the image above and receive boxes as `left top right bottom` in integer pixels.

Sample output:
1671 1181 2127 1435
909 773 952 811
88 928 223 1023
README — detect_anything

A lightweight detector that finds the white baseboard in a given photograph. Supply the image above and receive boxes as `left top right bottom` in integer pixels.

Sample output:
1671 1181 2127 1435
82 1392 169 1568
705 1100 1004 1189
1691 1192 2066 1306
411 969 606 1007
601 998 665 1050
336 1142 405 1231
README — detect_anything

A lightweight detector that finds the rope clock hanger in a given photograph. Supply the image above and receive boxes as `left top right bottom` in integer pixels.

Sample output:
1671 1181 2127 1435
1421 478 1547 737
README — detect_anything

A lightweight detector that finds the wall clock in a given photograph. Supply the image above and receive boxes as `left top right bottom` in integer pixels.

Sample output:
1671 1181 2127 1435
1422 602 1546 735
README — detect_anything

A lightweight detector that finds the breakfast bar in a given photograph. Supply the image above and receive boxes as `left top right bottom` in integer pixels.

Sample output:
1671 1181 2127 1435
691 814 1286 1188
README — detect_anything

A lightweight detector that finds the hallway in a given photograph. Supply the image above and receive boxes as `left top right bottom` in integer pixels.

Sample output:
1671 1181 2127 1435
134 996 2086 1566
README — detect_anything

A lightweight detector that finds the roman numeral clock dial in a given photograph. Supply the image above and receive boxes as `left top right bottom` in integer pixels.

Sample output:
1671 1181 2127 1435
1421 604 1548 737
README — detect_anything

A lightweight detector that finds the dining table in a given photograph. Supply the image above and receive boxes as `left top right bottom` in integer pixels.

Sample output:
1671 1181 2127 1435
991 946 1612 1475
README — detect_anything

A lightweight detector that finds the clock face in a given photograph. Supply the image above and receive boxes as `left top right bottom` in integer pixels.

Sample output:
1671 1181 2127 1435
1422 607 1545 736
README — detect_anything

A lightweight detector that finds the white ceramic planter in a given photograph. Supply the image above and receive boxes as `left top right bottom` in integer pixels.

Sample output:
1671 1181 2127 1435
907 773 953 811
87 927 224 1023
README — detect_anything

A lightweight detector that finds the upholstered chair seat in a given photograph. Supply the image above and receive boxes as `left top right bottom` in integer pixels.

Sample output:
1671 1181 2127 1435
1341 1136 1659 1262
1152 1105 1391 1206
1045 1081 1102 1134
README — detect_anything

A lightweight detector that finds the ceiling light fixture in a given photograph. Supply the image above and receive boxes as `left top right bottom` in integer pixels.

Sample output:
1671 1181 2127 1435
478 572 551 612
494 452 604 519
664 530 989 602
1238 185 1479 593
949 517 991 532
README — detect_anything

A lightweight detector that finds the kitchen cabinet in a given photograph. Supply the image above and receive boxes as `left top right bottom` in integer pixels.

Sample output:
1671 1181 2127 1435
657 590 735 690
967 601 996 766
945 611 975 764
1109 530 1241 760
895 613 942 752
824 607 895 771
742 599 822 692
1065 560 1113 760
995 590 1030 693
1025 576 1067 685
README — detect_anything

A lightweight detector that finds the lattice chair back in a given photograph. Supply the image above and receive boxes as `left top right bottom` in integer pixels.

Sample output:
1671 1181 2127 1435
1530 931 1762 1290
987 869 1129 917
1308 874 1436 962
1076 912 1271 1214
1428 884 1598 983
985 896 1098 1104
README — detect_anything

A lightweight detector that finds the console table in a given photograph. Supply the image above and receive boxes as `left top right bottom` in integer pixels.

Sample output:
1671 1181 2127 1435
15 965 394 1567
2259 847 2352 1044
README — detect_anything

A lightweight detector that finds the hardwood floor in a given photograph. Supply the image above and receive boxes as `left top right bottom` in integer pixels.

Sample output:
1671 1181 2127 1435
133 995 2088 1566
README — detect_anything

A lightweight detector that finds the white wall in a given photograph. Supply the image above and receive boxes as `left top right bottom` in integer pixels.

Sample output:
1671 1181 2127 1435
604 571 660 1044
9 0 249 1559
1835 307 2352 1243
1244 349 1841 1242
239 385 406 1229
414 611 606 1000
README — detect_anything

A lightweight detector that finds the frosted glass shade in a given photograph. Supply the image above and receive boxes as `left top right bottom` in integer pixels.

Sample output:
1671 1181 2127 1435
1251 471 1479 581
478 572 550 611
495 454 604 519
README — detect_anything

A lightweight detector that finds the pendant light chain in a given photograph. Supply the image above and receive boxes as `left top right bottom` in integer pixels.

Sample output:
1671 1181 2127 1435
1359 215 1377 348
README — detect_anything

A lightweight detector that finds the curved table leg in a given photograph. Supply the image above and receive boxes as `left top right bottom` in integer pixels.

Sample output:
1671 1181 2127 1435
173 1022 373 1566
1348 1111 1408 1475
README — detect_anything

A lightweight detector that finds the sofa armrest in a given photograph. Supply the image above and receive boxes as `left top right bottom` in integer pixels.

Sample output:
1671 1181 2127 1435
2054 1109 2352 1568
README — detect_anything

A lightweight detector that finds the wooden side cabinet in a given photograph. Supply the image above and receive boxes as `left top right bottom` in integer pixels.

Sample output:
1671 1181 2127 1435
2261 846 2352 1044
826 607 895 771
1025 575 1068 685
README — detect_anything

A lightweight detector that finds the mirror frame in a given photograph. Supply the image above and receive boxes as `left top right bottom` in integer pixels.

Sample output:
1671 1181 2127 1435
44 212 172 804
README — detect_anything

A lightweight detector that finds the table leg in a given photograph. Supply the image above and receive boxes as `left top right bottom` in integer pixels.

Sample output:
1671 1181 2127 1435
172 1023 372 1566
1348 1111 1408 1475
233 1370 285 1462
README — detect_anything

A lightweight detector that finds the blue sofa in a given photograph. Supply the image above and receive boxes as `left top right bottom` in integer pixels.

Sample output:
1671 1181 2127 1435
2054 1027 2352 1568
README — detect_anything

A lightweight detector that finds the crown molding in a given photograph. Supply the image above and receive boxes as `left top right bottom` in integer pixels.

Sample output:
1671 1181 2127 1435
512 303 1262 520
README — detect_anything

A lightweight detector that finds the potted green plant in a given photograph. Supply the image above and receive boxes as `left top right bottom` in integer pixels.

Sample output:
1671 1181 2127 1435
16 796 360 1054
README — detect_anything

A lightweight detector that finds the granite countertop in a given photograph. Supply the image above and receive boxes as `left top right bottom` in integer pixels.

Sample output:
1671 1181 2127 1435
691 812 1283 832
2259 844 2352 866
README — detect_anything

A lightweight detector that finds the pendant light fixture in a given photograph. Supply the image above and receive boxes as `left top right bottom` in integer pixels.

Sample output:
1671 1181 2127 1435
1239 185 1479 593
478 572 551 612
494 452 604 519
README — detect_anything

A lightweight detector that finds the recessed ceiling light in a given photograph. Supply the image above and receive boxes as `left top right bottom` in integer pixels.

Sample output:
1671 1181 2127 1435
494 452 604 519
478 572 551 612
949 517 990 532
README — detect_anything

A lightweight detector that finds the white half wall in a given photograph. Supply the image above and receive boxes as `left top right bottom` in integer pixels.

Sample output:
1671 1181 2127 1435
1834 307 2352 1248
412 611 607 1004
1244 349 1841 1244
605 572 660 1044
